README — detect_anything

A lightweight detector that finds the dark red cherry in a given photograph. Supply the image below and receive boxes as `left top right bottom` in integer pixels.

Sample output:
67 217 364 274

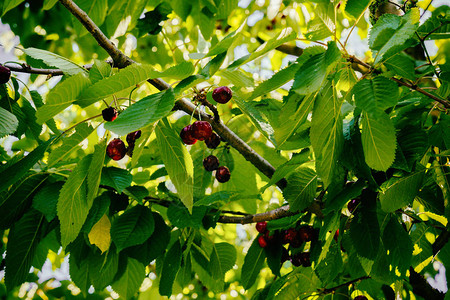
102 107 118 122
203 155 219 171
264 230 274 242
282 228 298 244
299 252 311 267
290 253 302 267
106 138 127 161
297 226 315 242
255 221 267 233
180 125 197 145
205 132 221 149
353 296 368 300
212 86 232 104
191 121 212 141
0 65 11 84
126 130 142 145
215 166 231 183
258 235 268 248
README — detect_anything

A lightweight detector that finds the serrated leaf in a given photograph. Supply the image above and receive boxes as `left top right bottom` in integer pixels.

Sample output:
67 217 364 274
384 54 416 81
410 223 433 268
4 209 46 290
345 0 371 18
218 69 254 88
0 173 48 229
369 9 420 65
205 20 245 57
32 181 64 222
292 41 341 95
241 237 266 290
0 106 18 138
310 81 344 188
361 112 396 171
48 123 95 167
382 216 413 274
284 168 317 212
379 170 425 212
417 6 450 40
349 202 380 260
110 205 154 251
29 90 59 134
159 240 182 296
104 89 174 136
89 59 112 84
156 119 194 212
228 28 297 69
21 47 87 76
36 73 91 124
0 140 51 194
261 149 310 192
57 154 92 248
86 139 107 207
111 258 145 300
100 167 133 193
353 77 399 116
88 214 111 253
315 242 343 283
209 243 236 280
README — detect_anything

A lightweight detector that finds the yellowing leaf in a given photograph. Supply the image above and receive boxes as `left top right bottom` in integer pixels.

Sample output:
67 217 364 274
418 212 448 227
88 214 111 253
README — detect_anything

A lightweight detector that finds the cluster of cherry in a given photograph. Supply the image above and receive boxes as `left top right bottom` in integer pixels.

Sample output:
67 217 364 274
103 107 142 160
255 221 317 267
180 86 233 183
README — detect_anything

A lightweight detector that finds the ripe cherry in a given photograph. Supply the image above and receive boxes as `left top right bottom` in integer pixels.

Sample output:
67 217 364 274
299 252 311 267
258 235 268 248
282 228 297 244
353 296 368 300
264 230 274 242
191 121 213 141
126 130 142 145
102 107 118 122
215 166 231 183
203 155 220 171
290 253 303 267
298 226 315 242
205 132 221 149
256 221 267 233
0 65 11 84
106 138 127 161
212 86 232 104
180 125 197 145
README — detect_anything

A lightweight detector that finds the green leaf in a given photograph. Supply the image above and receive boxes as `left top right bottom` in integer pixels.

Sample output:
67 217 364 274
292 41 341 95
48 123 95 167
417 6 450 40
218 69 254 88
21 47 88 76
0 140 51 194
89 59 112 84
275 93 315 149
0 106 18 138
241 237 266 290
361 112 397 171
111 257 145 300
86 139 107 208
36 73 92 124
77 63 191 107
89 250 119 290
345 0 371 18
315 242 343 284
159 240 182 296
57 154 92 248
209 243 237 280
284 167 318 212
0 173 48 229
110 205 155 251
384 54 416 81
4 210 46 290
382 215 413 274
379 170 425 212
310 81 344 188
43 0 58 10
369 9 420 64
260 149 310 192
228 28 297 69
156 119 194 213
32 181 64 222
29 91 59 134
100 167 133 193
410 223 433 268
72 0 108 36
167 205 208 229
353 76 399 116
137 2 172 36
349 201 380 260
123 185 148 203
2 0 25 16
205 20 245 57
104 89 175 136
